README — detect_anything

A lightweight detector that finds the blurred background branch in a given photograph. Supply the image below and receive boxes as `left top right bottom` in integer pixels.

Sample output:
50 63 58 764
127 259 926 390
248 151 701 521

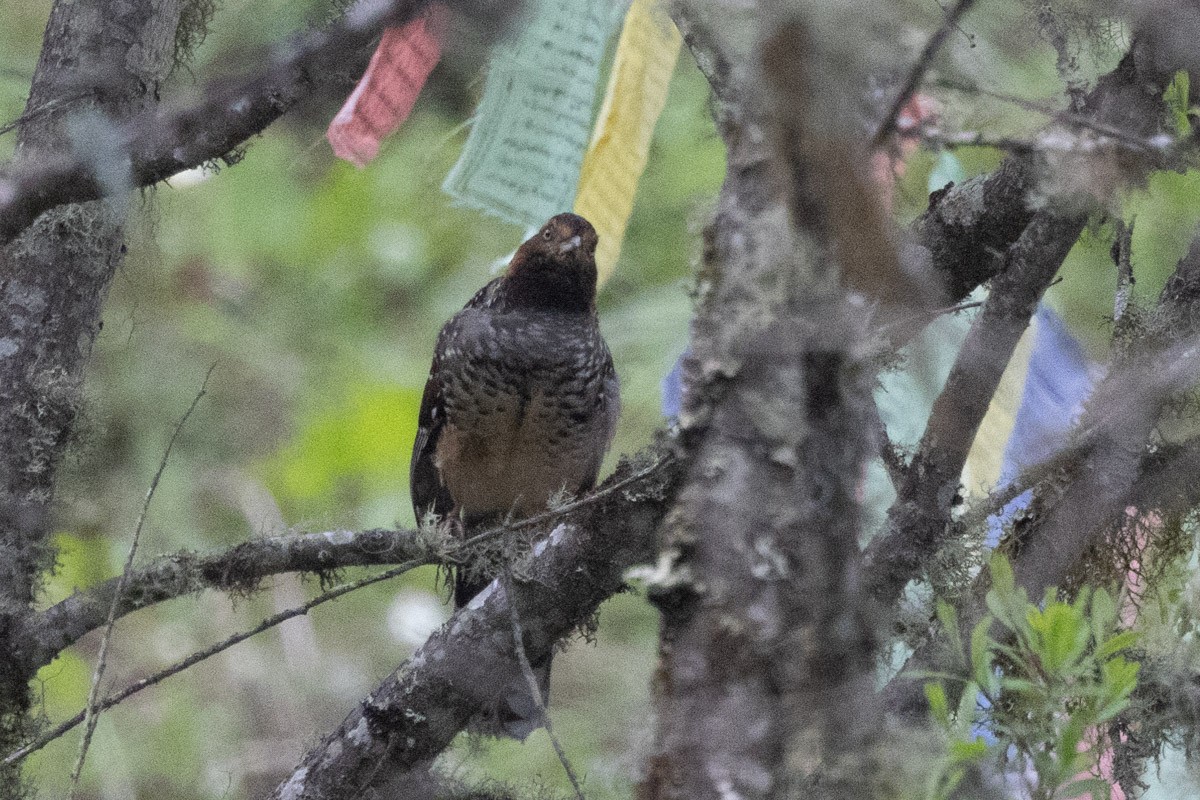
0 0 524 247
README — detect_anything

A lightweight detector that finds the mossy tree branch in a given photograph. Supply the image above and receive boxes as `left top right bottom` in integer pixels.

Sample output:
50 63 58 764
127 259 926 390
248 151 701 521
21 450 677 674
0 0 187 792
883 224 1200 719
266 448 682 798
862 43 1179 610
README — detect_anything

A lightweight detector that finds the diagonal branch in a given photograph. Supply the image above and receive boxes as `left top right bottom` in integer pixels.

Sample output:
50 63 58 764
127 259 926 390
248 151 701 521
883 334 1200 719
863 40 1182 606
501 565 585 800
9 450 679 775
25 527 435 669
5 556 426 767
882 227 1200 718
71 366 213 787
863 209 1086 608
914 44 1176 308
268 448 681 799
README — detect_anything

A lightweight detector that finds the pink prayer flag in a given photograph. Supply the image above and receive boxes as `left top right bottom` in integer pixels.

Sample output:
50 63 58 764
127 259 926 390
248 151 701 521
327 4 448 167
870 93 937 211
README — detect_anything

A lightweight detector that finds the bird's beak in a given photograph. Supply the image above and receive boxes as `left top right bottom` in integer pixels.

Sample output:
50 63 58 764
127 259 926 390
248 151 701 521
558 235 582 254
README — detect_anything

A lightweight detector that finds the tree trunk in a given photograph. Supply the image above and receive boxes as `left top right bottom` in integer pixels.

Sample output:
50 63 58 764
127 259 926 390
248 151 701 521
0 1 182 793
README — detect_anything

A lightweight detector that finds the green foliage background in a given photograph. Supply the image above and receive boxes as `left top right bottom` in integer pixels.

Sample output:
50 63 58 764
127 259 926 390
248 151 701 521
3 0 1200 797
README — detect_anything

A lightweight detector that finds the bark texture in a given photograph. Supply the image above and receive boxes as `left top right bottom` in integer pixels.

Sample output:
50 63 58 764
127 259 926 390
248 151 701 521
0 0 183 791
639 8 882 798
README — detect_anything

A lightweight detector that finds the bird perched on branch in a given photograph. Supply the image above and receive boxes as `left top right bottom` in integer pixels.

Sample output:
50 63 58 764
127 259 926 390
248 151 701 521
409 212 619 735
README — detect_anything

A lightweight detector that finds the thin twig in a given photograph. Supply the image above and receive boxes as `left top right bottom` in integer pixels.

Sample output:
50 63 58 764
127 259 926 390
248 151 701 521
501 566 585 800
5 558 424 766
669 1 737 128
936 78 1180 154
69 364 215 790
872 0 978 148
30 452 675 669
472 453 674 540
920 129 1037 153
877 277 1065 341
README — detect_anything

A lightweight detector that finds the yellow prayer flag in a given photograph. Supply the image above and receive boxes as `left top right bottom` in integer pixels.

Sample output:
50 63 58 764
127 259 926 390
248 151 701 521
574 0 681 286
963 320 1037 498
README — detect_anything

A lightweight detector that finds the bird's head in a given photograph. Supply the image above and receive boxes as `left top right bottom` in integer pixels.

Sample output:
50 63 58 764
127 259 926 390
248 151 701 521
505 213 600 312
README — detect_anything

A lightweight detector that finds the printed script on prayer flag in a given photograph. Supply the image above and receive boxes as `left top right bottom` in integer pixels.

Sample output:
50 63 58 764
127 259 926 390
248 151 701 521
327 5 448 167
443 0 628 227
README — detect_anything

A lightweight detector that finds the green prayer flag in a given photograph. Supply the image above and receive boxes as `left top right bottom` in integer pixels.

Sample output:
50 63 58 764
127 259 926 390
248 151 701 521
443 0 627 226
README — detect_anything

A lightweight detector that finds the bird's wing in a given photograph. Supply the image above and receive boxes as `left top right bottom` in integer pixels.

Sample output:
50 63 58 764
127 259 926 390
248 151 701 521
601 351 621 450
409 279 502 523
409 350 454 523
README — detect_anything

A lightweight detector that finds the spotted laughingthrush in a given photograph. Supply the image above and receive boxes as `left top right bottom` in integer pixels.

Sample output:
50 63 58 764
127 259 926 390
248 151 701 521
409 212 620 735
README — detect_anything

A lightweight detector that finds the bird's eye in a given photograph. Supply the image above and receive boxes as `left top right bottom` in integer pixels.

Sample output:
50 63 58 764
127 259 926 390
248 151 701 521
542 229 552 241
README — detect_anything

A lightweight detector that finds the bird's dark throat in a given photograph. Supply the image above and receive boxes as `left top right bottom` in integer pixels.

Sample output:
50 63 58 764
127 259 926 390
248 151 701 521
503 256 596 313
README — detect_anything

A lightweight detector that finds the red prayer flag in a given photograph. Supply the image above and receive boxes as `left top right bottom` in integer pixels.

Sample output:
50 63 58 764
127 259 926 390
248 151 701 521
327 4 448 167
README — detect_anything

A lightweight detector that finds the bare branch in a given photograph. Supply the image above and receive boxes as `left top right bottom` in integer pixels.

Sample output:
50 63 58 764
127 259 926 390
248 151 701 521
883 228 1200 718
71 366 212 788
7 451 678 769
668 2 737 130
4 557 426 767
916 45 1176 306
864 209 1087 608
864 38 1184 605
884 334 1200 719
501 566 585 800
0 0 190 786
1014 336 1200 598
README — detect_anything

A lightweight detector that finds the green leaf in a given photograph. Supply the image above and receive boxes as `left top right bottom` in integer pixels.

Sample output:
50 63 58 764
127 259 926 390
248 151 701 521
1101 657 1140 696
1026 601 1089 673
985 587 1025 634
1096 657 1140 721
971 617 996 692
948 737 989 762
1057 717 1087 770
1095 696 1132 723
1095 630 1140 660
955 681 980 735
1165 70 1191 136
